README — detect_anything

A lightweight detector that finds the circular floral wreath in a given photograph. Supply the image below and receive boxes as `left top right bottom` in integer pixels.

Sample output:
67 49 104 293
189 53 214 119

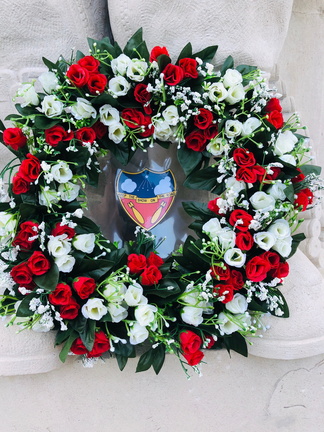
0 29 321 376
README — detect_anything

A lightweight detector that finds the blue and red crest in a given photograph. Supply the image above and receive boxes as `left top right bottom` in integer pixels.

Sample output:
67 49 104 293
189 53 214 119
116 168 176 230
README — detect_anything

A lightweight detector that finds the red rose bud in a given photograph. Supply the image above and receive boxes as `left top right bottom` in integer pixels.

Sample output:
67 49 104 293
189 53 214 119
49 282 73 306
147 252 164 268
27 251 51 276
185 129 207 151
207 197 222 215
87 73 107 94
134 83 152 114
3 127 27 151
178 57 199 79
60 298 80 320
229 270 245 290
45 125 72 147
13 221 39 250
210 263 231 280
233 148 256 167
260 251 280 269
138 115 154 138
162 63 184 86
294 188 314 211
18 153 41 182
127 254 147 274
66 64 90 87
245 256 272 282
264 97 282 113
266 110 284 129
10 262 34 286
73 276 97 299
235 231 254 251
236 165 266 183
140 265 163 286
183 350 204 366
205 335 215 349
92 121 108 140
193 108 213 130
70 337 88 355
214 284 235 303
229 209 253 232
149 46 169 62
12 173 30 195
75 127 97 144
291 168 306 184
70 330 110 358
180 330 202 354
265 167 281 181
77 55 100 73
51 223 76 239
121 108 145 129
203 123 218 140
270 261 290 279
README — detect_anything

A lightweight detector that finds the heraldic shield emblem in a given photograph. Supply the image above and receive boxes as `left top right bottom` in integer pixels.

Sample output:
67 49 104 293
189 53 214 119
116 169 177 230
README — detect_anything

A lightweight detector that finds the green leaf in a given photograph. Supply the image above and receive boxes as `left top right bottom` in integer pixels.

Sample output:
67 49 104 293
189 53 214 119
268 290 289 318
42 56 58 71
184 165 221 191
34 263 59 291
55 328 73 346
34 116 59 130
182 201 214 219
193 46 218 63
123 28 146 59
284 184 295 203
136 348 155 373
80 319 96 351
177 146 202 177
16 292 38 317
176 43 193 63
14 104 37 117
157 54 171 72
224 332 248 357
73 258 114 280
144 278 180 298
300 164 321 177
152 344 166 375
114 340 136 358
59 330 78 363
288 233 306 258
221 56 235 75
116 354 129 371
236 64 257 75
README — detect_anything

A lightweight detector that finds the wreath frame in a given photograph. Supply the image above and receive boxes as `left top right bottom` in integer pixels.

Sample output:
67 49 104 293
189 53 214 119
0 29 321 376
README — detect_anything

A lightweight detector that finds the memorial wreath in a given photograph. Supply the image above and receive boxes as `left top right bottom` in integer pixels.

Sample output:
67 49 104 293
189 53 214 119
0 29 321 376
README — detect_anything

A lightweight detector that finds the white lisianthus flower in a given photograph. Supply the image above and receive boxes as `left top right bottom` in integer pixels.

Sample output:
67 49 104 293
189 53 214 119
225 176 246 193
108 122 126 143
225 84 245 104
39 188 59 207
208 82 228 102
38 71 59 93
41 95 64 118
250 191 275 212
51 161 73 183
206 137 227 156
48 235 72 257
181 306 204 326
253 231 277 251
17 83 39 107
134 304 157 327
73 233 96 253
241 117 261 136
153 119 172 141
111 53 131 76
108 76 131 96
82 298 108 320
268 219 291 239
223 69 243 88
162 105 179 126
71 98 97 120
225 293 248 314
218 228 236 250
102 281 127 303
107 303 128 323
129 322 149 345
224 248 246 268
126 59 148 82
0 212 17 246
202 218 222 240
218 312 240 334
99 104 120 125
58 182 80 202
279 154 296 166
272 236 292 258
124 283 147 306
273 130 298 156
225 119 243 137
267 182 287 201
55 254 75 272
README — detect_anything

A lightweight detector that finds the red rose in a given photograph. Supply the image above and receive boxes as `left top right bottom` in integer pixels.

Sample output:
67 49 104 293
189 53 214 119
27 251 51 276
121 108 145 129
138 114 154 138
60 298 80 320
261 251 280 269
210 264 230 280
134 84 152 114
162 63 184 86
13 221 39 250
183 350 204 366
149 46 169 62
66 64 89 87
265 167 281 181
235 231 254 251
178 58 198 79
205 335 215 349
236 165 266 183
92 121 107 140
45 125 72 147
204 123 218 140
270 261 289 279
233 148 256 167
230 270 245 290
185 129 207 151
180 330 202 354
12 174 30 194
70 330 110 358
18 154 41 182
49 282 72 306
266 110 284 129
147 252 164 268
264 98 282 113
51 223 76 239
70 337 88 355
193 108 213 130
75 127 96 144
3 127 27 151
245 256 272 282
127 254 147 274
73 276 97 299
229 209 253 232
214 284 234 303
10 262 33 285
294 188 314 211
77 55 100 73
291 168 305 184
87 73 107 94
207 198 222 215
140 265 163 286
